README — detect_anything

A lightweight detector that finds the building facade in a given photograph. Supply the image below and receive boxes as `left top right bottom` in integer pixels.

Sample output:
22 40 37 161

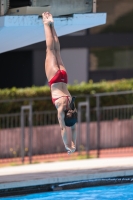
0 0 133 88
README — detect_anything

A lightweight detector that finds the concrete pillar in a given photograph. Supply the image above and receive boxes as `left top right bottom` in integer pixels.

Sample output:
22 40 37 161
61 48 89 84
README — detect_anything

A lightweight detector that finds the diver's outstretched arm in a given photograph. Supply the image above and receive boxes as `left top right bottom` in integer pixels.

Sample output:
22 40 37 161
71 125 77 153
58 106 73 154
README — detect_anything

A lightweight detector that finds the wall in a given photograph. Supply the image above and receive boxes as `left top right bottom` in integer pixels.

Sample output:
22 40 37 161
0 119 133 157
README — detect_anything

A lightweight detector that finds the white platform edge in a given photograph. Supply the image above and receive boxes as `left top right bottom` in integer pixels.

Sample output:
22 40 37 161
0 13 107 53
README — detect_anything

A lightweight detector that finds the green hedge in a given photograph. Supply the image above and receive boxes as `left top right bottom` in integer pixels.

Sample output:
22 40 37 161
1 78 133 114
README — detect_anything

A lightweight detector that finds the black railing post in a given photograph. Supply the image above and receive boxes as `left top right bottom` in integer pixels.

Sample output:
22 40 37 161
21 108 25 164
86 96 90 158
21 104 33 164
29 102 33 164
96 95 100 158
77 105 81 154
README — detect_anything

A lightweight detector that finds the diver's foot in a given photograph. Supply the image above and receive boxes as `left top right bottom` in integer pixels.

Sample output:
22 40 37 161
47 12 54 26
42 12 51 25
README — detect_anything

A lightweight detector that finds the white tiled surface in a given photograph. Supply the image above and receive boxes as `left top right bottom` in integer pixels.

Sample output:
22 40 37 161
0 157 133 190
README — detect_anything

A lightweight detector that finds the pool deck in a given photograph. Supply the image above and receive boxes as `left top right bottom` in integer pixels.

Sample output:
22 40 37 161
0 157 133 192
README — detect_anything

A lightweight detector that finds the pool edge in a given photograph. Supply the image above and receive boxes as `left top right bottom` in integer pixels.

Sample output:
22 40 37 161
0 174 133 197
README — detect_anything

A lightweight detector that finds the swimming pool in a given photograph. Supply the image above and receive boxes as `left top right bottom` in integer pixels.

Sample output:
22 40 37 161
1 183 133 200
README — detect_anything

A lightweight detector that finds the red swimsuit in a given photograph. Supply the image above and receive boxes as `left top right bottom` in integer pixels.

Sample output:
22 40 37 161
49 70 68 86
48 70 70 104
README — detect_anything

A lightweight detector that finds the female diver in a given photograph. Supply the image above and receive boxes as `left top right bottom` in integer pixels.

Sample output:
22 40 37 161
42 12 77 154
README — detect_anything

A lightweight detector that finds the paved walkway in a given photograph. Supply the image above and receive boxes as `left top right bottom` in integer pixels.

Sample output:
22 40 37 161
0 157 133 190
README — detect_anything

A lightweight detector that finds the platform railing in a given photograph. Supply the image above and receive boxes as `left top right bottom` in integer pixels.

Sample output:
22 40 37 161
0 90 133 163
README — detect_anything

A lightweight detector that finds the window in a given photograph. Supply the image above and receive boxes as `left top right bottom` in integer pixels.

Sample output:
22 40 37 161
90 47 133 70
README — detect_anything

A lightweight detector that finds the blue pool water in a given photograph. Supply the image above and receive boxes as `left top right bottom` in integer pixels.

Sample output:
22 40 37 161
2 183 133 200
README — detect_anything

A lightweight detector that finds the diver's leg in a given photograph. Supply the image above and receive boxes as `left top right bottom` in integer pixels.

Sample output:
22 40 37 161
46 12 66 70
51 25 66 70
42 12 59 81
46 12 60 51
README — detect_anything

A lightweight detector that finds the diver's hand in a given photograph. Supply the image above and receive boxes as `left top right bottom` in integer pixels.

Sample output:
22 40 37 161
71 147 76 153
71 142 76 153
65 145 73 154
65 145 76 154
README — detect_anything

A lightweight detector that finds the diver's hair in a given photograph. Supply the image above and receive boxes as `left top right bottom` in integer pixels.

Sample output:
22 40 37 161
64 96 77 127
64 109 77 127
